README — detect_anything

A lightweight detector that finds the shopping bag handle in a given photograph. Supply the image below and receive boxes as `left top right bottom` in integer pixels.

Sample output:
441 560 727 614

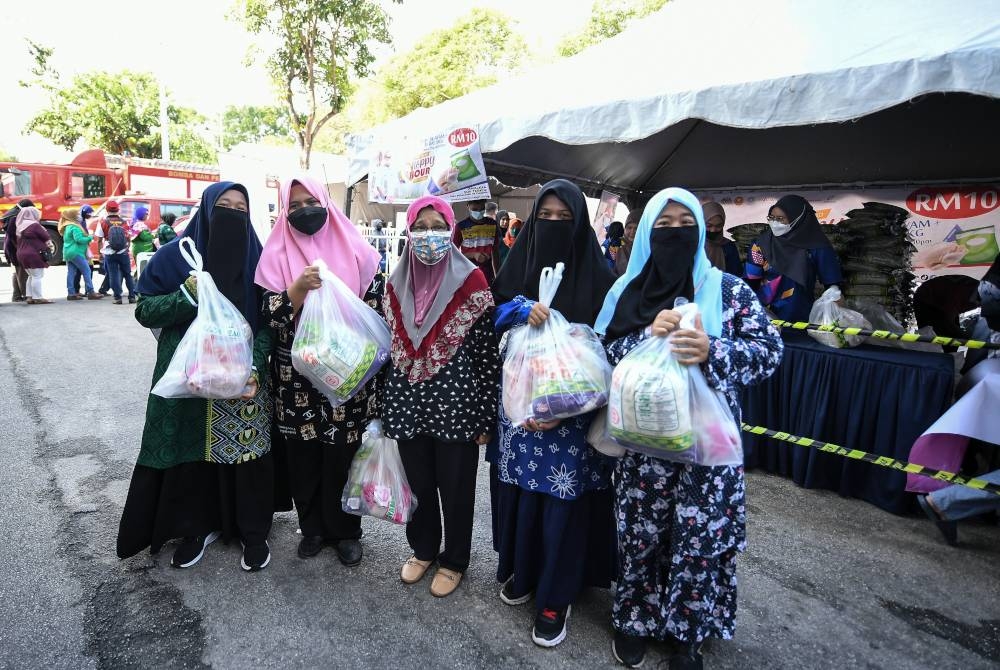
537 262 565 307
179 237 204 273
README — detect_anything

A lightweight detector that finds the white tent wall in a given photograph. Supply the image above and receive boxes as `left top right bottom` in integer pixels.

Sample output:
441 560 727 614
349 0 1000 203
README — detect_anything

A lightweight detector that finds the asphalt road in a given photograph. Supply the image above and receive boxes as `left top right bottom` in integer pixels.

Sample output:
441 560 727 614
0 267 997 670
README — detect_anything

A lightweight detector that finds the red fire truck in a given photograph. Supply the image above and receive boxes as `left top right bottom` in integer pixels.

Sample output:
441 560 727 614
0 150 219 263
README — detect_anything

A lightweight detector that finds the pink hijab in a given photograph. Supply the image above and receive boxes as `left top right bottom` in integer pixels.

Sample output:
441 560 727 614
255 175 380 297
387 195 476 348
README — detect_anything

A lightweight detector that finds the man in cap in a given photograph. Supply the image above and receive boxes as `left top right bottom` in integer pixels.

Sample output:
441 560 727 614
2 198 35 302
93 200 136 304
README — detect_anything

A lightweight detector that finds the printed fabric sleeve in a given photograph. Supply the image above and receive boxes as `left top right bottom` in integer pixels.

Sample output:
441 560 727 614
134 290 198 329
470 309 501 437
494 296 533 334
363 276 387 418
604 330 648 366
262 290 295 330
744 241 765 280
813 246 845 288
703 278 783 392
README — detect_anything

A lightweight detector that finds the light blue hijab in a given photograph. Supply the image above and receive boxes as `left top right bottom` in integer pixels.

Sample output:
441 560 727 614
595 187 724 338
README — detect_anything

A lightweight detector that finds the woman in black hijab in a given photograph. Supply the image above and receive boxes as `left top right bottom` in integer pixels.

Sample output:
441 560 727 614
117 182 285 573
489 179 618 648
745 194 844 321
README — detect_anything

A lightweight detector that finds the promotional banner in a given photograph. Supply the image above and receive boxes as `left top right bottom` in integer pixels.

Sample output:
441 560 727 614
368 125 491 205
592 190 621 243
701 184 1000 281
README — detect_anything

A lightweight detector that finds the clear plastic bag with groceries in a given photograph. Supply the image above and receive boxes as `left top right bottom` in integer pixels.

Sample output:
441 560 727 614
151 238 255 400
341 420 417 525
606 299 743 466
291 259 391 407
502 263 612 424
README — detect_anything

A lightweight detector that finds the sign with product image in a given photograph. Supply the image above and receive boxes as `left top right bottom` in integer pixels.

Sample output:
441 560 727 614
368 125 491 205
701 184 1000 282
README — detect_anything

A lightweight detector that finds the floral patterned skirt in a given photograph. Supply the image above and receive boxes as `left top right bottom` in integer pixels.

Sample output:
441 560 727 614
612 451 746 644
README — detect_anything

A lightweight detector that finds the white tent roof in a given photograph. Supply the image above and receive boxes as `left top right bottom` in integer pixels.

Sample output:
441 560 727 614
350 0 1000 200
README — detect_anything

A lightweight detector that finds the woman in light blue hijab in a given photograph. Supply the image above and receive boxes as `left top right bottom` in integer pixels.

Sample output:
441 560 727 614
599 188 784 670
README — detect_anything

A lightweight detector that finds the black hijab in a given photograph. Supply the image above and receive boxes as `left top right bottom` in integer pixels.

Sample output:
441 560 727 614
606 221 624 241
603 221 699 341
493 179 616 326
758 194 834 288
136 181 262 332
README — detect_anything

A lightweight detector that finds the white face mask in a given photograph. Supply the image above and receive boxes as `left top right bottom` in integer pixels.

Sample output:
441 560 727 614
769 221 792 237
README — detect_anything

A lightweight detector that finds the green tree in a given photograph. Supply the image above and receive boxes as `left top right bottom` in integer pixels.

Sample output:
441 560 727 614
25 70 216 163
0 149 18 162
370 8 528 124
558 0 670 57
221 104 298 150
236 0 398 168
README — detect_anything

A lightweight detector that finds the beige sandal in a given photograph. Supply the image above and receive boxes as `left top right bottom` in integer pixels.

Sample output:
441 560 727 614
430 567 463 598
400 556 432 584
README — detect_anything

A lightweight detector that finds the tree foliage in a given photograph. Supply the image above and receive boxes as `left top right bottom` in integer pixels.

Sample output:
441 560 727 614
236 0 398 168
368 8 527 125
557 0 670 57
25 70 216 164
221 105 298 150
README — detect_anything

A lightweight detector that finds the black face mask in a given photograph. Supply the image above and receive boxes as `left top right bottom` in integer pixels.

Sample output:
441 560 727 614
706 230 724 241
288 206 327 235
205 205 250 309
533 218 573 246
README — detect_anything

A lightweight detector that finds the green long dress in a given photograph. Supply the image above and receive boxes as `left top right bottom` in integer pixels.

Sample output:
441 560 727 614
116 287 279 559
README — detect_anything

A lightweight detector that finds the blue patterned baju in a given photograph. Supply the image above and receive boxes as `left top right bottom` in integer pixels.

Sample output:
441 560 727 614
607 274 783 644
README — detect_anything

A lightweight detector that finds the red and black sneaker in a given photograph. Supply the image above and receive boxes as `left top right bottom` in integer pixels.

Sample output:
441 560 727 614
531 605 571 647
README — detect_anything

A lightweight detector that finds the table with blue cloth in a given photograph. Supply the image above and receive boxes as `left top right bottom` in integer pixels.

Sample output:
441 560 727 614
741 333 955 514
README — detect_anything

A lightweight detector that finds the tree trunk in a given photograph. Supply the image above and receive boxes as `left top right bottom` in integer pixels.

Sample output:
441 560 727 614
298 136 312 169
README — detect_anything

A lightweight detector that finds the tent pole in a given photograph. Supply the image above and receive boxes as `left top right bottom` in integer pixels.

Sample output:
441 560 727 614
345 183 354 219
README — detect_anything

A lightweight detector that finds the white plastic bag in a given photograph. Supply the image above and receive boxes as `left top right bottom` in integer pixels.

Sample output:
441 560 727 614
808 286 871 348
502 263 612 424
341 420 417 525
291 259 391 407
606 300 743 466
151 238 254 399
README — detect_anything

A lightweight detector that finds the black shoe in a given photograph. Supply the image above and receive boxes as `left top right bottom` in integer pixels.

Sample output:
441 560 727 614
531 605 571 647
241 540 271 572
612 630 647 667
297 534 325 559
113 298 123 305
499 577 532 605
128 296 136 304
917 495 958 546
335 539 363 566
669 643 703 670
171 532 220 568
98 290 110 296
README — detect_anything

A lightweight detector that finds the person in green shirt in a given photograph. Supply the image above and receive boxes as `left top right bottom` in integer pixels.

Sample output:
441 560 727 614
116 182 284 573
157 212 178 246
130 206 156 257
58 208 103 300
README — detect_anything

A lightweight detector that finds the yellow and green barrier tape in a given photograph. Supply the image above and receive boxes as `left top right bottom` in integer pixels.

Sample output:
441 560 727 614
770 319 999 350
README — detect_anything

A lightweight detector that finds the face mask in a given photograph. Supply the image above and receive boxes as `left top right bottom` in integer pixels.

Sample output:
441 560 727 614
211 205 249 229
469 210 484 220
534 218 573 249
410 230 451 265
706 230 724 241
768 221 792 237
650 225 700 261
288 206 327 235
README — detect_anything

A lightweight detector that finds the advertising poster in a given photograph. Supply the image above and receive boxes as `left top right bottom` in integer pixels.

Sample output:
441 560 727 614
701 184 1000 282
592 190 621 243
368 125 491 205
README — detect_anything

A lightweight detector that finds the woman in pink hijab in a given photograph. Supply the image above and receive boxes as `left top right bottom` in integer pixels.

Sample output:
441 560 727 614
256 175 382 568
382 195 500 598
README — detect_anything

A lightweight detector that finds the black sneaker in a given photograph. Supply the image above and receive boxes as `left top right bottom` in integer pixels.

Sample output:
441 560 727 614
241 540 271 572
335 539 363 566
128 296 136 304
113 298 123 305
297 534 325 559
531 605 571 647
670 643 703 670
612 630 647 667
171 531 220 568
499 577 532 605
